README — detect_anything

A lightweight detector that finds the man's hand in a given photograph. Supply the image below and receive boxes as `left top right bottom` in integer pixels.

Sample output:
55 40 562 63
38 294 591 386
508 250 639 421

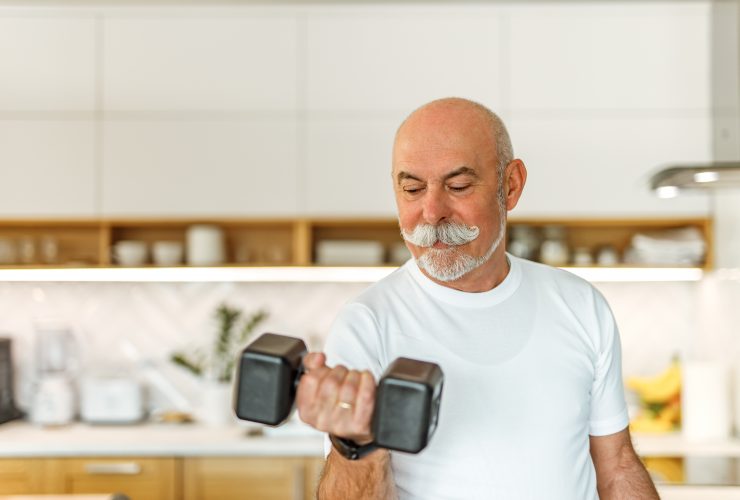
295 352 377 444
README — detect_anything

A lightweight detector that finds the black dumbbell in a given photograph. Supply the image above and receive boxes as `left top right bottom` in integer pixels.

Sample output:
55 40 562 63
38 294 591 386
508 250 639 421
234 333 444 454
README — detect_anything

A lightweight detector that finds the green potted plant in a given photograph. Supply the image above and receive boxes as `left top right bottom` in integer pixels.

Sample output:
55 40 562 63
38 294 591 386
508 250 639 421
171 303 267 425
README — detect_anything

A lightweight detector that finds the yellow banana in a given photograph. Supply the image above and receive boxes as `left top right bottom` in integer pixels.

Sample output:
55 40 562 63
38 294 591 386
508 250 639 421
626 359 681 404
629 415 676 433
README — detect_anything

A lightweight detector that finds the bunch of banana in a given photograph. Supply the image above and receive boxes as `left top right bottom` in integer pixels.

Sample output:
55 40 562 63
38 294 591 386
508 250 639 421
626 358 681 433
626 358 681 404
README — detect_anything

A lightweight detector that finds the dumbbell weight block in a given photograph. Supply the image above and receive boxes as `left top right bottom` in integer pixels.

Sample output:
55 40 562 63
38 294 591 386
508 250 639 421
372 357 444 453
234 333 307 425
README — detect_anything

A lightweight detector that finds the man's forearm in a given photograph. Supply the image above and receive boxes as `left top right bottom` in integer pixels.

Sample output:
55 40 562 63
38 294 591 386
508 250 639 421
598 449 659 500
317 448 398 500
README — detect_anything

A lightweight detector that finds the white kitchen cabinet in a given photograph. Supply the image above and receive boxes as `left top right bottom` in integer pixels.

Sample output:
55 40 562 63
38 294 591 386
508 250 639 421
103 15 298 111
101 119 299 216
305 7 503 112
507 115 713 217
0 121 96 217
507 2 711 111
0 16 96 111
304 117 399 215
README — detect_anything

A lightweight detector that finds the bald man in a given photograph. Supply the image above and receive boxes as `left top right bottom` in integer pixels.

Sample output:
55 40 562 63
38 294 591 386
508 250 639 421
295 98 659 500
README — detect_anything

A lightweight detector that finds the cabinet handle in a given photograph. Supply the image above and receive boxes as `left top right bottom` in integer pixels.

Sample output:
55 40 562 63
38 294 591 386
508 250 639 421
84 462 142 475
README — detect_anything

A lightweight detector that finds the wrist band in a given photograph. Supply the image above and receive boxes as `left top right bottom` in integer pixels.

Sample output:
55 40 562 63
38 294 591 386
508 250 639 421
329 434 378 460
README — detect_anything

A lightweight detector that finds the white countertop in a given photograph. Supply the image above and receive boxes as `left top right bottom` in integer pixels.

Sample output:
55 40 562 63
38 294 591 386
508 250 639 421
0 421 325 458
1 421 739 458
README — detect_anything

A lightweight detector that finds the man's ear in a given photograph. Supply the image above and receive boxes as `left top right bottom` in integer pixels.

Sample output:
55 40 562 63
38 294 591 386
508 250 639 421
504 159 527 211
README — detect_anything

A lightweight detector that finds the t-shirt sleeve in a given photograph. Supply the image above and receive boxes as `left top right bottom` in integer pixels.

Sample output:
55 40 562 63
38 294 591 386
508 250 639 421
588 292 630 436
323 302 384 379
321 301 384 457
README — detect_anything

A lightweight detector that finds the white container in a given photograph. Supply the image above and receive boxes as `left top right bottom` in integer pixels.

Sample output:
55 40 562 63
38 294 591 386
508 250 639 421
113 240 148 266
682 361 732 440
315 240 385 265
152 241 184 266
198 381 234 427
186 225 225 266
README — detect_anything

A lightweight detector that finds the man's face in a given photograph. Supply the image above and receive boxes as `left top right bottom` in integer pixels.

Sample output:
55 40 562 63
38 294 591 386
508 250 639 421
392 105 506 281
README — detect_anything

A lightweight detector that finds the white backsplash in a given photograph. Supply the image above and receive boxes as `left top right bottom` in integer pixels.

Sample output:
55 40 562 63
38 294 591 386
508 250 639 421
1 274 739 413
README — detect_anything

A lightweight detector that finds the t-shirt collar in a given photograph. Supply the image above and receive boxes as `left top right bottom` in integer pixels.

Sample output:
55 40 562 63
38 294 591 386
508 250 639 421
405 252 522 308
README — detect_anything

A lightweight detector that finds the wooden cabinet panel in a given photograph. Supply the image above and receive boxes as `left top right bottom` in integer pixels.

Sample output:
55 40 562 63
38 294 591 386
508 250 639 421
183 457 307 500
45 458 179 500
0 459 45 494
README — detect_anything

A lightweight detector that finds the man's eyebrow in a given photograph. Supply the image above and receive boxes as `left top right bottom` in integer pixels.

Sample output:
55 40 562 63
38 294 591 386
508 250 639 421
396 166 479 184
443 166 479 181
396 171 422 183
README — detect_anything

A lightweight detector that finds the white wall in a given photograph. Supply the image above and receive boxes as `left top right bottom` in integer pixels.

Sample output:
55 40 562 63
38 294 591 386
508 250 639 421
0 2 715 218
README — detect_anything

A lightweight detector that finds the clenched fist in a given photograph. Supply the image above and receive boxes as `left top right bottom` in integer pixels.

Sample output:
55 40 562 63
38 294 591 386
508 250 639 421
295 352 376 445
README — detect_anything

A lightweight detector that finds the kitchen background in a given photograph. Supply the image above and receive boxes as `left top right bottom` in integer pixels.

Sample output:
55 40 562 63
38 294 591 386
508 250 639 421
1 0 740 498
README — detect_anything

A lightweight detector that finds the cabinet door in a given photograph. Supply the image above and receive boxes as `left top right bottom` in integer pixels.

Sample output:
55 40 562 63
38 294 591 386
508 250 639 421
0 16 95 111
305 6 503 112
45 457 179 500
101 120 299 216
0 459 45 494
0 122 97 217
183 457 306 500
103 15 298 111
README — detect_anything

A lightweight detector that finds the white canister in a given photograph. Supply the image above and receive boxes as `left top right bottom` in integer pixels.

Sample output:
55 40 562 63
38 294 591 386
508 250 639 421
186 225 225 266
682 361 732 440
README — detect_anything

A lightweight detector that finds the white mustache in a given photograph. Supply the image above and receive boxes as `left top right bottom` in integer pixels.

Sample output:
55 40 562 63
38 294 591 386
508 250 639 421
401 222 480 247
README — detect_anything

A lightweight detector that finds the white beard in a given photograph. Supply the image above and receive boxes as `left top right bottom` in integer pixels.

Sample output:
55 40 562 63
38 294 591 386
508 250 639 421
414 215 506 282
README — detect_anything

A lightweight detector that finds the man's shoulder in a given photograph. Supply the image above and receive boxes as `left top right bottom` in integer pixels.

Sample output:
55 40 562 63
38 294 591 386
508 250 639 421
514 255 605 303
348 260 415 311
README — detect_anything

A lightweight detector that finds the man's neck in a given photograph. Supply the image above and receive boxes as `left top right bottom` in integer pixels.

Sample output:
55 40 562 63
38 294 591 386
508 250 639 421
418 249 511 293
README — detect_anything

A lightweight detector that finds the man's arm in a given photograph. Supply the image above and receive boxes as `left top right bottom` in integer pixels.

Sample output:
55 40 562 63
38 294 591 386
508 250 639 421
590 427 659 500
296 352 398 499
318 448 397 500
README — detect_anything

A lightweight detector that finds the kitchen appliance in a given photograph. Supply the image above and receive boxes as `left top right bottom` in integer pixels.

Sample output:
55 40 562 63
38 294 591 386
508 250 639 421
29 323 78 426
80 376 144 424
650 162 740 197
0 337 21 424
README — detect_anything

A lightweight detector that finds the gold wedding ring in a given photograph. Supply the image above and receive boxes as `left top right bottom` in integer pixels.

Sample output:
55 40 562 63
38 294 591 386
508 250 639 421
337 401 353 410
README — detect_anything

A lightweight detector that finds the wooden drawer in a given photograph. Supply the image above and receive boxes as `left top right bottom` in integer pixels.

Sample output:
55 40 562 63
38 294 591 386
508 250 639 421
0 459 45 494
184 457 318 500
44 457 179 500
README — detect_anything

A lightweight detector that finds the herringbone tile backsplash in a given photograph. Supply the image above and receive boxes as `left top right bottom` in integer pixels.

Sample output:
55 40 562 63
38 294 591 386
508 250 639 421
1 275 739 413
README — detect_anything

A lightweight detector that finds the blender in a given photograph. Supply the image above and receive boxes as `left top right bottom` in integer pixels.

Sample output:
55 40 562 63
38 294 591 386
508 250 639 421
29 322 78 426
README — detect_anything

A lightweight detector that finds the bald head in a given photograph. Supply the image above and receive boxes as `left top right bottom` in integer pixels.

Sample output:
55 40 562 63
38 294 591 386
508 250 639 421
394 97 514 180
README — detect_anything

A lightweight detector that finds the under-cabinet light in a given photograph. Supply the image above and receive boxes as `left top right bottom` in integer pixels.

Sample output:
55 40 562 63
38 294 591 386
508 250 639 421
0 266 703 283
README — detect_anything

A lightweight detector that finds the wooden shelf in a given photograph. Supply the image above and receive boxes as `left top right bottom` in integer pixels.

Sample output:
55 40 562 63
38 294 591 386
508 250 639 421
0 217 713 271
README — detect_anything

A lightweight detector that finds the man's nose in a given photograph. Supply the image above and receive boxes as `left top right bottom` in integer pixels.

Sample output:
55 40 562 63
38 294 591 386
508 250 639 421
421 186 451 225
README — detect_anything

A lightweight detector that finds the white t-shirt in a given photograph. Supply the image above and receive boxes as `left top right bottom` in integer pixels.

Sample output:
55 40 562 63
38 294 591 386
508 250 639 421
323 254 629 500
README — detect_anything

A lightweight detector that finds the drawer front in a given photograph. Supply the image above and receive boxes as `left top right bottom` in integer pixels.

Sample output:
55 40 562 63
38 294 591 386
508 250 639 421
0 459 44 494
48 457 179 500
184 457 307 500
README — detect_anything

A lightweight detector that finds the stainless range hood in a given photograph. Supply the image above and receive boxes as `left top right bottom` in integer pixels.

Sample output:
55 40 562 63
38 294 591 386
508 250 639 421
650 163 740 198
